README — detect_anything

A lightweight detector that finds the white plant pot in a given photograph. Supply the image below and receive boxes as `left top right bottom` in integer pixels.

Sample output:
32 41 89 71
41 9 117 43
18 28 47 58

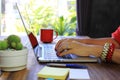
0 47 28 71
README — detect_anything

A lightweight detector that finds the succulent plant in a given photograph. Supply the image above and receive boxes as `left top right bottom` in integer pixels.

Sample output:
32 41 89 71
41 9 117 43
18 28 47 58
0 40 8 50
16 42 23 50
0 35 23 50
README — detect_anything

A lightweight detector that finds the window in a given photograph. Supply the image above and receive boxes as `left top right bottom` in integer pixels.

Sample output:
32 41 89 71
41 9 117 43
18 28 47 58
0 0 76 36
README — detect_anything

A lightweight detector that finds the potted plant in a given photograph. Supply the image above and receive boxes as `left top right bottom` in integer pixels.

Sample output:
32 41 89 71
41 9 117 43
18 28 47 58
0 35 28 71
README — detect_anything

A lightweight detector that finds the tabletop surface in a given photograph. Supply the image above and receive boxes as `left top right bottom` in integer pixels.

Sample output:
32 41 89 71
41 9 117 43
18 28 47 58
0 36 120 80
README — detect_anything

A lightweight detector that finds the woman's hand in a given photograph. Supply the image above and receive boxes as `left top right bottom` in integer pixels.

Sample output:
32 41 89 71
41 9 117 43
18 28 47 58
55 38 78 50
55 39 92 57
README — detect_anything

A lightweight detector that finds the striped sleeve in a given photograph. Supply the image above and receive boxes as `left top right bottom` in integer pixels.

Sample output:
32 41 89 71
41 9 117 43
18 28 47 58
112 26 120 44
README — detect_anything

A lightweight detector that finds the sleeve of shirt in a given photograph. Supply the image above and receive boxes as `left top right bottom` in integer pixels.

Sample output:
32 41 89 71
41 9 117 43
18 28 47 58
112 26 120 44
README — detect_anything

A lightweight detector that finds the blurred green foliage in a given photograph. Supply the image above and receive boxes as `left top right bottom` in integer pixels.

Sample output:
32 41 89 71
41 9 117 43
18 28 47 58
19 0 77 36
51 16 76 36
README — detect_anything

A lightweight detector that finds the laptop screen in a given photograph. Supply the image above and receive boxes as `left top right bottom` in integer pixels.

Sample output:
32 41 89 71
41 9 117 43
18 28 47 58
16 3 38 48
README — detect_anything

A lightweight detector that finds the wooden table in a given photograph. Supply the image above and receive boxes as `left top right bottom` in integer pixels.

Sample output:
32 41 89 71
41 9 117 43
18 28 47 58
0 36 120 80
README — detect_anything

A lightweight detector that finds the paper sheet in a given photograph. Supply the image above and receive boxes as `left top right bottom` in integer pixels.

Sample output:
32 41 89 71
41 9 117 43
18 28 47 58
69 69 90 80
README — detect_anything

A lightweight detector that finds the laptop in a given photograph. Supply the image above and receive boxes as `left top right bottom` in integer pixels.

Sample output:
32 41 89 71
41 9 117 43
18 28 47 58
16 3 98 63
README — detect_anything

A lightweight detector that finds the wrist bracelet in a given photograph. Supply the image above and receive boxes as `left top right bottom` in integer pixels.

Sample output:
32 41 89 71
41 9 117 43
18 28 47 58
100 43 110 62
106 43 115 63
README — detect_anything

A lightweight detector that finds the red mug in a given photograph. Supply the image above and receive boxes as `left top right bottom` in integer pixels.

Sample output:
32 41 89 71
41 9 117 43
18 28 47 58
40 29 58 43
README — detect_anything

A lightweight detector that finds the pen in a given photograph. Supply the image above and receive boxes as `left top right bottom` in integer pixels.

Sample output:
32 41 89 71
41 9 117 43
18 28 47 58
46 63 87 69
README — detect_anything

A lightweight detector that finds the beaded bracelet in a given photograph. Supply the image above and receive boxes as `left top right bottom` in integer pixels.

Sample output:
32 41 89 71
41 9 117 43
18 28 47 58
100 43 110 62
106 43 115 63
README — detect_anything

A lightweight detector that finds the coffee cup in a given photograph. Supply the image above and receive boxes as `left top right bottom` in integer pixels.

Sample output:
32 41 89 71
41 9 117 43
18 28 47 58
40 29 58 43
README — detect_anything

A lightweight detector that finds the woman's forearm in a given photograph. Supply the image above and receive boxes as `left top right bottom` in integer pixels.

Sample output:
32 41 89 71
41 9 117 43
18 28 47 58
75 37 120 48
112 49 120 64
87 45 120 64
78 38 120 64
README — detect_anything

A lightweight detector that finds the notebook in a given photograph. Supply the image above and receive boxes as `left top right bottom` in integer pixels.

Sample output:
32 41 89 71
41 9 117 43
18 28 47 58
16 3 98 63
37 66 69 80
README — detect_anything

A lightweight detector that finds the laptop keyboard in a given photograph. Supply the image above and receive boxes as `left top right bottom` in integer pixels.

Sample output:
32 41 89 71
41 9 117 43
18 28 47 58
44 44 58 59
43 44 73 59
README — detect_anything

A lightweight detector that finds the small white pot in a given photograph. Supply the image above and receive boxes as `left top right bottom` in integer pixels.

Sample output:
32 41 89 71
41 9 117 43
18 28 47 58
0 47 28 71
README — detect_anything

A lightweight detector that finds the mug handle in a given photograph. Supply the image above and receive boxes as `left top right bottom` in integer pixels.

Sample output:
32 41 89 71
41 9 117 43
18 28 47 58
53 31 58 40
